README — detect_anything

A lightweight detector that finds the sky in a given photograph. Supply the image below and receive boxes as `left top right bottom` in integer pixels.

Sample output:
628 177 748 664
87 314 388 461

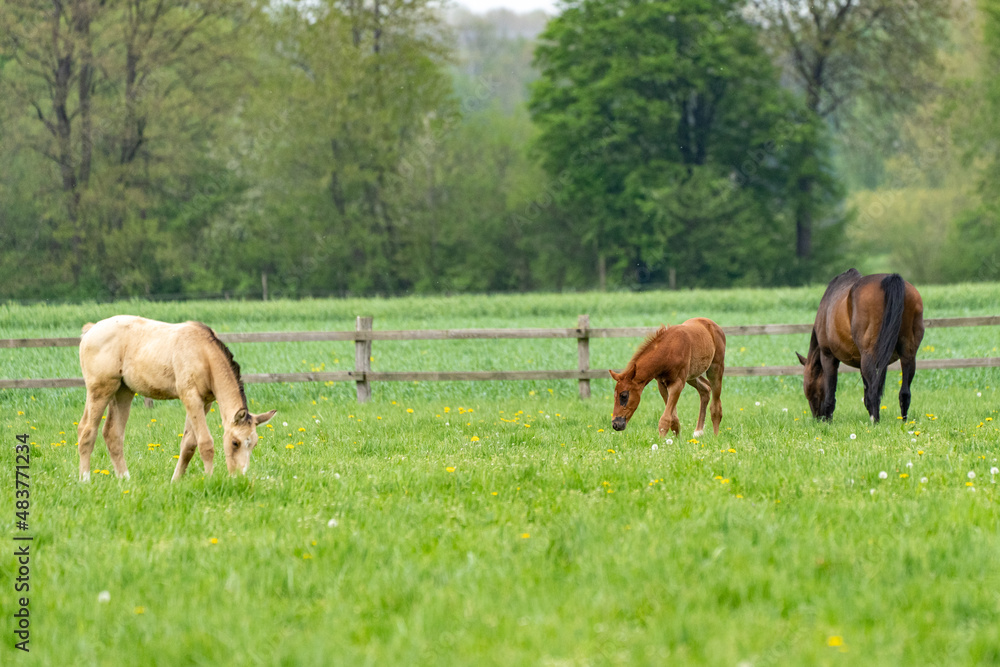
457 0 559 15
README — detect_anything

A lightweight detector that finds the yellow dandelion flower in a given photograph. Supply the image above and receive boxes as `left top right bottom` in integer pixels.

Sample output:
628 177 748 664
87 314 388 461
286 444 294 449
520 533 530 539
446 467 456 473
303 554 312 560
900 473 909 478
210 538 218 544
606 449 615 453
406 408 414 413
134 607 145 615
470 436 480 442
298 427 306 432
827 636 844 647
728 448 736 453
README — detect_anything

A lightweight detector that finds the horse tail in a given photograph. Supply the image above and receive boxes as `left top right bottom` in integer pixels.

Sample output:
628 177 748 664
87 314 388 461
81 322 95 335
869 274 905 409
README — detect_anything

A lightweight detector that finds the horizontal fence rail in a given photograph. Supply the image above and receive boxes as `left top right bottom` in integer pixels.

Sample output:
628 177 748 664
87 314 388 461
1 315 997 401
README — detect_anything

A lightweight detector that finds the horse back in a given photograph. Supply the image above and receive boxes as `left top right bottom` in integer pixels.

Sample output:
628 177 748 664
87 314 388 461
677 318 725 377
80 316 211 400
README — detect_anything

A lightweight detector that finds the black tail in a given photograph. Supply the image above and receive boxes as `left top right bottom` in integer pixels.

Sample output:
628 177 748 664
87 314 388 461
868 274 905 412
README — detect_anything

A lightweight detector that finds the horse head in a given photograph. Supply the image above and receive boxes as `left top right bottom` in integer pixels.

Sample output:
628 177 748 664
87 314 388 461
223 408 277 475
609 366 642 431
796 350 825 419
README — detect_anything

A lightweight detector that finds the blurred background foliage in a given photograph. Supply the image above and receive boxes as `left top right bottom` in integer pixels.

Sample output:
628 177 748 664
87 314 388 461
0 0 996 301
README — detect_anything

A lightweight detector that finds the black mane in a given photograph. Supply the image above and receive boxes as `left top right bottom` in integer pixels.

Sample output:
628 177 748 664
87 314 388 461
193 322 249 419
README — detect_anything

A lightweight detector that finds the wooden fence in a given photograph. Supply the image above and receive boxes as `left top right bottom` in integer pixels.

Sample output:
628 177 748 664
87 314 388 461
1 315 998 402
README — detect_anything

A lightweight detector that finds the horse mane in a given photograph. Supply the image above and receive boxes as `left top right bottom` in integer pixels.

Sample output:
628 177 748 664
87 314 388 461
193 322 249 419
630 325 668 365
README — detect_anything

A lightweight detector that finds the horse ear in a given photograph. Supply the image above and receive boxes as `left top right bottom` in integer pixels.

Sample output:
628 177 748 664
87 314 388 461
624 365 637 381
253 409 277 426
609 369 621 381
796 352 807 366
233 408 249 425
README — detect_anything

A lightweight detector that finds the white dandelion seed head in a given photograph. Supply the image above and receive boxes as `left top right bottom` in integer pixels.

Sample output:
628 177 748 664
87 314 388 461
282 421 288 427
850 433 857 440
97 591 111 604
878 471 888 479
906 461 913 468
969 486 976 492
315 419 320 423
333 473 340 479
755 401 761 406
920 477 928 483
665 438 673 445
651 444 658 451
991 467 999 475
327 518 339 528
782 407 788 412
818 448 824 454
911 439 917 443
870 489 876 495
977 392 982 397
968 471 976 479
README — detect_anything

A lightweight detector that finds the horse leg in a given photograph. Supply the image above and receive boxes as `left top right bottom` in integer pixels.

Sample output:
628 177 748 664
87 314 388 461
819 353 840 421
103 386 134 480
706 364 724 435
899 356 917 421
687 377 711 437
77 382 118 482
171 411 201 482
656 379 684 437
174 397 214 480
859 352 883 423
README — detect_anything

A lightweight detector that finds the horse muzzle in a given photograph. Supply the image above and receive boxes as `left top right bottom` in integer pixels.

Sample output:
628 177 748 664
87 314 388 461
612 417 627 431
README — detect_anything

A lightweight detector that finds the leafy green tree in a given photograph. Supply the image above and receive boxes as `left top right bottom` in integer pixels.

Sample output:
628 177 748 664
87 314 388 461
748 0 950 270
241 0 455 296
0 0 255 298
529 0 843 289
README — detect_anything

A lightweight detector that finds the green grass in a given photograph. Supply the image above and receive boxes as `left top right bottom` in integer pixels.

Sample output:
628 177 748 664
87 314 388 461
1 284 999 665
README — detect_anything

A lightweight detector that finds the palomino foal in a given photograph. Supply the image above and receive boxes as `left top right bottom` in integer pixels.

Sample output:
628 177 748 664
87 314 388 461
77 316 276 482
610 317 726 438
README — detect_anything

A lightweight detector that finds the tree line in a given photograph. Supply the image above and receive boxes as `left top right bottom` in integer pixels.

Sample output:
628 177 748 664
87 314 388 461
0 0 994 301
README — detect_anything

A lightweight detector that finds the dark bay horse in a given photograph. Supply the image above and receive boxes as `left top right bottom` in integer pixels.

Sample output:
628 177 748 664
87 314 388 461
610 317 726 437
797 269 924 423
78 316 276 482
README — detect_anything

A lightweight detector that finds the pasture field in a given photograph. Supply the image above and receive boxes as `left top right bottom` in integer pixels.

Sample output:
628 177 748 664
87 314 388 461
1 283 998 666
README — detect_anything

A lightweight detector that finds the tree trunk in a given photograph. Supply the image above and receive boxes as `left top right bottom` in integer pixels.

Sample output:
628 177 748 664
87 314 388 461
598 253 606 291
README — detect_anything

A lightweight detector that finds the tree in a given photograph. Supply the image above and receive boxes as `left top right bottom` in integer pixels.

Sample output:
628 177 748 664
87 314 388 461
241 0 455 296
529 0 843 289
0 0 255 298
748 0 951 271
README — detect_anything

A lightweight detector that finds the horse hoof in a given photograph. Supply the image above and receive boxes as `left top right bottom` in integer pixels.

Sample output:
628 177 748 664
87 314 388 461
692 430 704 438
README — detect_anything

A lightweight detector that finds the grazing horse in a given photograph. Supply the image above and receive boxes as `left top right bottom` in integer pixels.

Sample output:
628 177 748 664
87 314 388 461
797 269 924 423
77 316 276 482
610 317 726 437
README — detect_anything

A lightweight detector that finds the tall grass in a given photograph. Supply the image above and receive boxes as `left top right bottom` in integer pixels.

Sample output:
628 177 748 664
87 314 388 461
1 285 998 665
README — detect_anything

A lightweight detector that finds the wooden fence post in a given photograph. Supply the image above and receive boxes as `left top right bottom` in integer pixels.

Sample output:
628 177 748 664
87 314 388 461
355 316 373 403
578 314 591 400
